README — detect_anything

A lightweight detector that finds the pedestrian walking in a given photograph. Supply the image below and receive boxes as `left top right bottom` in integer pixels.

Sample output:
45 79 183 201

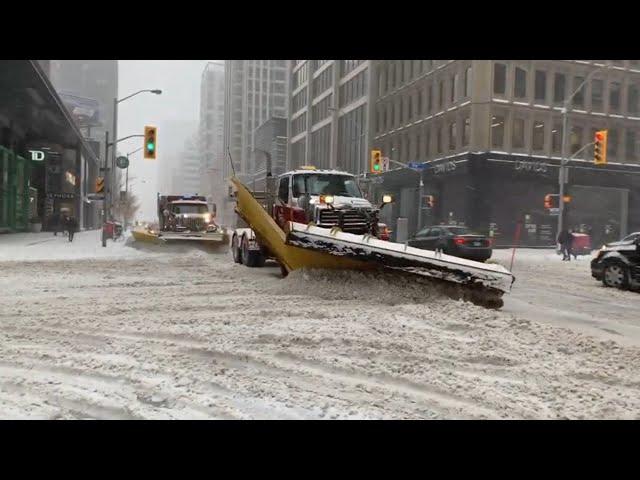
64 214 78 242
51 212 61 236
557 229 572 261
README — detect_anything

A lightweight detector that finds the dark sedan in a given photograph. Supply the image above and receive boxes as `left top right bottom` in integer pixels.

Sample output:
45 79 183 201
408 225 492 262
591 237 640 291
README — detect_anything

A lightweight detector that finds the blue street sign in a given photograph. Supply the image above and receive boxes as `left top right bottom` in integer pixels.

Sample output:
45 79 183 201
408 162 427 170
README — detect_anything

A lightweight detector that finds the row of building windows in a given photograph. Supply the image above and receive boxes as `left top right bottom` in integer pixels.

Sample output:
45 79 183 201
291 87 307 113
494 62 640 115
312 65 333 97
292 63 309 90
489 112 640 161
375 116 470 164
339 70 368 108
337 105 366 173
378 60 449 96
375 67 472 133
340 60 365 78
291 112 307 137
290 138 306 168
310 124 331 169
311 95 332 125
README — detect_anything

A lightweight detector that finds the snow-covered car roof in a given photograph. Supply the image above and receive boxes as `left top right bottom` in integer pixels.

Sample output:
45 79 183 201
281 168 356 177
169 200 208 205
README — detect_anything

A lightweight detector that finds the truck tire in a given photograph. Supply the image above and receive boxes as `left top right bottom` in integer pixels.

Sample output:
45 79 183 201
241 234 265 268
232 234 242 264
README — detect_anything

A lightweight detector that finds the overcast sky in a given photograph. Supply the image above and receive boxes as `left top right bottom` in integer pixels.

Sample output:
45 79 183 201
118 60 217 220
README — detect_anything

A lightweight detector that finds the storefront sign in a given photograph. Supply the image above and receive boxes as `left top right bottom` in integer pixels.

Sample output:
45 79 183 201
29 150 45 161
433 161 457 175
514 160 547 173
47 192 75 199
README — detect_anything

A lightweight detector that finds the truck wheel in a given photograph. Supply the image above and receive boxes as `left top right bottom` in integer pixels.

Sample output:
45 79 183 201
232 234 242 264
242 235 265 268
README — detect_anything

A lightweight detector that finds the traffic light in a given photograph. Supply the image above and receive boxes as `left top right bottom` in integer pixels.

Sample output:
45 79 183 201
144 125 157 160
370 149 382 173
594 130 607 165
95 176 104 194
426 195 435 208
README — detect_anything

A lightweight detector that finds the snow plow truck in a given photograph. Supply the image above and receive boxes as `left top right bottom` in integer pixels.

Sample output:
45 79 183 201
229 166 515 309
132 194 228 245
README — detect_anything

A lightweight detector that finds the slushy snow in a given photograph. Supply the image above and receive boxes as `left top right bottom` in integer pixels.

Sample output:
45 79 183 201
0 231 639 419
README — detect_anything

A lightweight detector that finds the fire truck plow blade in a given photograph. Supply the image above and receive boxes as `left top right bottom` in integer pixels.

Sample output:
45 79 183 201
231 177 514 309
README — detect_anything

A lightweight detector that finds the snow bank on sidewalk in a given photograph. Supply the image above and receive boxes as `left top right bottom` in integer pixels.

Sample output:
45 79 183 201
0 230 151 262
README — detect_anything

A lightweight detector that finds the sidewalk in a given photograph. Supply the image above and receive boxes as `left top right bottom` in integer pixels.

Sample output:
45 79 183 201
0 229 149 262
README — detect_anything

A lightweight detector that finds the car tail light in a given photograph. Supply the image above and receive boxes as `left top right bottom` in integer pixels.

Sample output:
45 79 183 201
453 236 466 245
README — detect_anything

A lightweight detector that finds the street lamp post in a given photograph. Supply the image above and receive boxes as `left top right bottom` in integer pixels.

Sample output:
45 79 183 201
557 63 610 236
109 89 161 223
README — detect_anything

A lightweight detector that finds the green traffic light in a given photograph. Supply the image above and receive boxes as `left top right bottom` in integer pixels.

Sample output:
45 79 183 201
147 142 155 151
374 163 380 171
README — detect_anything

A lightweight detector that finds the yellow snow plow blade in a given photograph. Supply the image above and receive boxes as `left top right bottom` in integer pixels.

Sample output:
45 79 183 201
231 177 368 273
132 227 162 244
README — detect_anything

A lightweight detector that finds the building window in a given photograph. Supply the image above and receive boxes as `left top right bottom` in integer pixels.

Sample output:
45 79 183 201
629 84 639 115
423 60 432 72
514 67 527 99
592 78 604 111
572 76 585 108
610 81 621 112
462 117 470 146
452 72 459 103
534 70 547 102
608 129 618 157
426 84 432 113
464 66 472 98
436 125 443 153
491 115 505 149
552 123 563 153
554 73 566 104
416 91 422 117
570 126 583 155
512 118 525 149
626 130 637 161
397 99 403 127
532 120 545 151
439 80 445 110
414 60 422 77
449 122 456 150
387 63 395 92
493 63 506 95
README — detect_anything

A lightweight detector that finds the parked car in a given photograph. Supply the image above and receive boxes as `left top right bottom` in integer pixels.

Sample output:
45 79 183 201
407 225 492 262
606 231 640 248
591 236 640 290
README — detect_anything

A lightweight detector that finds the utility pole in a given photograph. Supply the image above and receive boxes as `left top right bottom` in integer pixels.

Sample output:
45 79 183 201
102 130 109 247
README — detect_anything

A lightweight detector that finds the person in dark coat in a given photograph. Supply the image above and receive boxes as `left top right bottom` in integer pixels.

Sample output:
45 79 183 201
51 212 61 236
557 229 572 261
63 214 78 242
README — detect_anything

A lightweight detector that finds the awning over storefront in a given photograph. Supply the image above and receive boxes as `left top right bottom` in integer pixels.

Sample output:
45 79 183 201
0 60 100 166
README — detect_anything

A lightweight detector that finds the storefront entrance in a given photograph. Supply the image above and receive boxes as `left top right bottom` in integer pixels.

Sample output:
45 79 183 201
0 146 31 232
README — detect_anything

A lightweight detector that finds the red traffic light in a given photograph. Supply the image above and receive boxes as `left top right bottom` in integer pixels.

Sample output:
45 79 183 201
595 132 604 142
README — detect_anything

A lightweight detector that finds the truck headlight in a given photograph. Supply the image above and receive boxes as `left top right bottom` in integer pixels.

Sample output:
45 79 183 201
382 194 393 204
322 195 334 205
204 213 211 223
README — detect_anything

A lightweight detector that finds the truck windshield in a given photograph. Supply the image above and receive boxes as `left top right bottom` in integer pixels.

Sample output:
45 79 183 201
292 174 363 198
172 204 208 214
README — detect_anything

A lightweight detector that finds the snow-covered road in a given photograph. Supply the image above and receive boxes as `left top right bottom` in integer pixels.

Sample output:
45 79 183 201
1 231 639 419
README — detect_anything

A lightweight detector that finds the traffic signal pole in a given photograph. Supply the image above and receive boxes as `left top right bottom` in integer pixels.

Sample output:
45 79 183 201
557 63 610 236
102 130 109 247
